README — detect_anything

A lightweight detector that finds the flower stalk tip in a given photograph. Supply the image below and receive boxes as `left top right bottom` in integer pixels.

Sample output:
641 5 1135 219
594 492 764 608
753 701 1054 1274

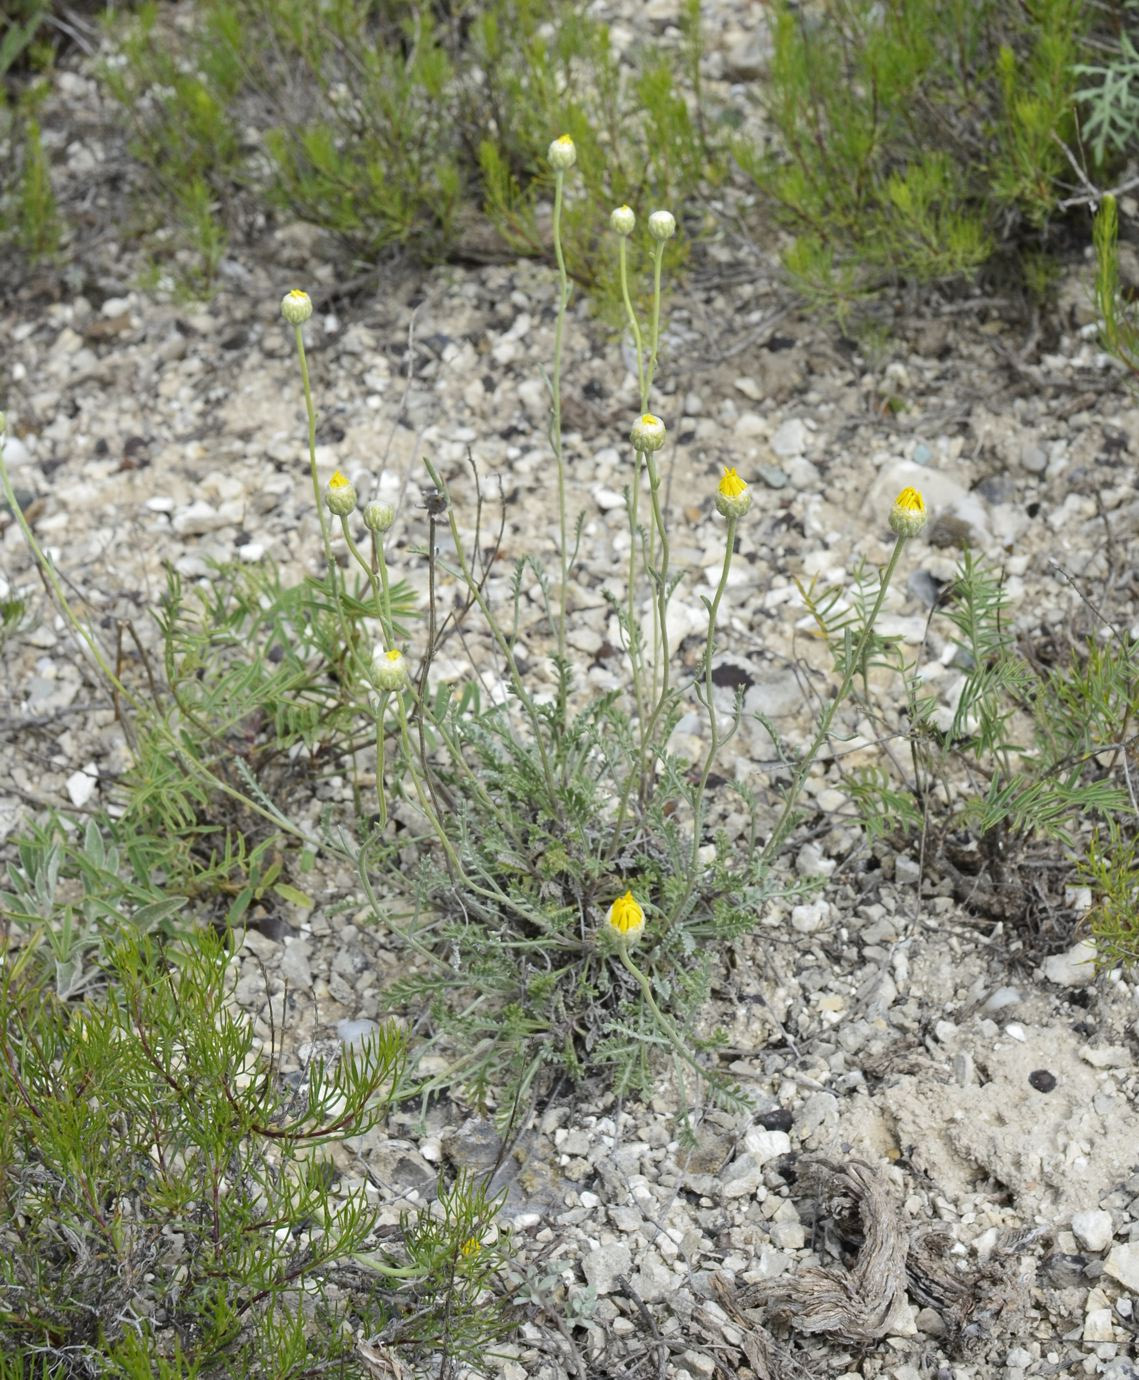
715 466 751 518
548 134 577 170
630 413 667 454
325 468 357 517
363 500 395 534
648 210 676 242
281 288 313 325
371 646 409 693
889 485 927 538
610 205 635 236
607 889 645 940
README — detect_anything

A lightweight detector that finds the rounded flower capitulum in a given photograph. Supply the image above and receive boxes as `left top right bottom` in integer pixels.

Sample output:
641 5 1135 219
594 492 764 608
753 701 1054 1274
630 413 667 454
363 501 395 534
889 486 927 538
715 466 751 519
548 134 577 170
648 210 676 241
325 469 357 517
607 890 645 941
372 646 409 693
610 204 635 236
280 288 313 325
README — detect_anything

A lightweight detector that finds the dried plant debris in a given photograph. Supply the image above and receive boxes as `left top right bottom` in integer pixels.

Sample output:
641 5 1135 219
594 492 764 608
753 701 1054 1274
713 1158 1029 1367
767 1158 909 1342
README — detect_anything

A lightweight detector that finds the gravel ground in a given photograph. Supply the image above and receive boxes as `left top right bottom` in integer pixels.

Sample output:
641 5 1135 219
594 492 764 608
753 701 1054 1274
3 3 1139 1377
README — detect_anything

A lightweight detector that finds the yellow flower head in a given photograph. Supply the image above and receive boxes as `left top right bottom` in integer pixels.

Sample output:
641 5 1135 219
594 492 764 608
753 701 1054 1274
548 134 577 170
460 1237 480 1259
648 209 676 241
371 645 409 692
610 205 635 236
607 889 645 940
325 468 357 517
715 466 751 518
280 288 313 325
889 485 927 538
630 413 666 454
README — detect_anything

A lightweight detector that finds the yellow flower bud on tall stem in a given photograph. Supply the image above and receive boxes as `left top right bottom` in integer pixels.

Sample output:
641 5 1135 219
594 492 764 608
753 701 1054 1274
549 139 574 725
286 291 351 677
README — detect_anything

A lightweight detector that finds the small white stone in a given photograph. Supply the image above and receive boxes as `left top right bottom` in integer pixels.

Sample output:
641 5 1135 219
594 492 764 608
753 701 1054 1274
173 499 229 535
1083 1307 1115 1343
744 1127 791 1163
1104 1241 1139 1292
796 842 836 878
791 899 829 934
336 1019 378 1048
771 418 808 457
1081 1044 1130 1068
1071 1209 1114 1253
65 761 98 807
1041 938 1097 987
0 434 31 468
982 986 1022 1013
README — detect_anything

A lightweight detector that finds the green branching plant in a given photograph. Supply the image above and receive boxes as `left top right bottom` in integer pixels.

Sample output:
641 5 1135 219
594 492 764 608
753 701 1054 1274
1073 2 1139 166
101 0 718 296
816 546 1139 935
1079 821 1139 968
268 161 924 1119
0 926 511 1377
737 0 1095 316
1094 192 1139 381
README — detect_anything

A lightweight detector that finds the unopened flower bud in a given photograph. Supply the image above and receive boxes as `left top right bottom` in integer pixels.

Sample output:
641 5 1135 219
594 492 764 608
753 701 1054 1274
648 210 676 241
363 501 395 534
548 134 576 171
325 469 357 517
280 289 313 325
630 413 666 454
610 205 635 236
607 890 645 941
714 467 751 519
371 646 409 692
889 486 927 538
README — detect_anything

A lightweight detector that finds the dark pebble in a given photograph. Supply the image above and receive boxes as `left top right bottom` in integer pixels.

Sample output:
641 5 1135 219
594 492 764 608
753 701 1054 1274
757 1107 793 1132
1028 1069 1057 1093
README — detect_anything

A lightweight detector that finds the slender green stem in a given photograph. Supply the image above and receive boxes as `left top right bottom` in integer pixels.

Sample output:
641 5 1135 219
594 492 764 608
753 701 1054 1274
1 440 132 748
618 237 648 411
645 242 667 695
638 448 675 804
0 440 317 844
646 241 666 400
339 515 394 647
550 167 571 695
617 234 650 753
420 457 559 804
394 693 461 875
294 325 351 660
373 695 389 829
761 533 909 864
669 516 737 923
617 942 708 1082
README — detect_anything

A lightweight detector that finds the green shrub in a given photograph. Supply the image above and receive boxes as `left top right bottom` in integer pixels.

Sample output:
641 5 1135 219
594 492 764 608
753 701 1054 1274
1094 192 1139 382
0 927 510 1376
735 0 1108 316
102 0 717 294
814 547 1139 937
